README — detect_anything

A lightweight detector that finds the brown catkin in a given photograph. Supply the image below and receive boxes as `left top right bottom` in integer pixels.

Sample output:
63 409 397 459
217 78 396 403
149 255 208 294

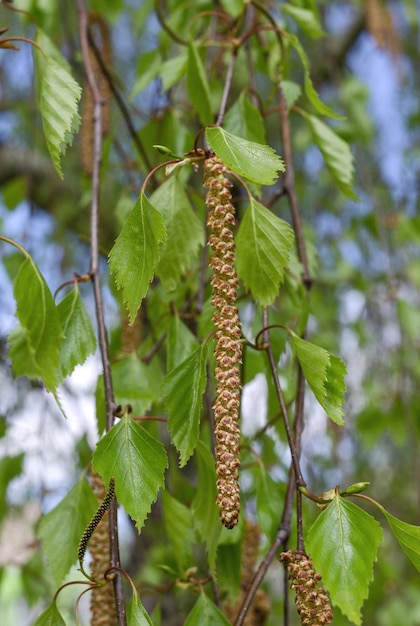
203 155 242 529
280 550 333 626
89 472 117 626
366 0 400 57
224 521 271 625
81 13 112 176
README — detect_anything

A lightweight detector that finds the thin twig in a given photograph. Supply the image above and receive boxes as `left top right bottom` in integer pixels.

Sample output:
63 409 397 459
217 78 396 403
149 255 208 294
216 47 237 126
77 2 126 624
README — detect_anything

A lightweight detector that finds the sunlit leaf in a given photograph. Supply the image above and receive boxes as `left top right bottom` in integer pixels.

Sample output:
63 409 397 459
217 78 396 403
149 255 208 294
37 475 98 585
206 127 284 185
184 592 232 626
236 199 294 306
306 113 359 200
33 601 66 626
92 414 168 531
307 496 382 625
290 333 346 425
8 256 62 393
163 344 208 467
57 285 96 379
382 509 420 573
192 441 222 576
187 42 213 125
151 176 204 291
35 32 81 178
109 192 167 324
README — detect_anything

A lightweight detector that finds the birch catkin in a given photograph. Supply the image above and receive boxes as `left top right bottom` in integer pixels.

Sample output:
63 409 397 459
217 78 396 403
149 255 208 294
204 155 242 529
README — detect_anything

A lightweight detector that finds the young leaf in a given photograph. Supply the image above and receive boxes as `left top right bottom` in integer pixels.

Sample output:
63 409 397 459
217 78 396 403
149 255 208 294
184 592 232 626
151 176 204 291
167 316 199 372
162 491 194 574
111 354 160 415
285 32 344 120
57 285 96 379
109 192 167 324
290 333 346 425
306 496 383 625
305 113 359 200
37 475 98 585
282 5 324 38
187 42 213 125
34 32 81 178
33 601 66 626
224 93 266 145
128 589 154 626
382 510 420 573
162 344 208 467
92 414 168 531
236 199 294 306
8 256 62 393
192 441 222 575
206 127 284 185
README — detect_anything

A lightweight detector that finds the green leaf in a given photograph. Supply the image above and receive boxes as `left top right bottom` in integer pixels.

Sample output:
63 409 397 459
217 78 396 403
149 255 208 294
37 475 98 585
130 49 162 98
236 199 294 306
163 344 208 467
281 80 302 109
187 42 213 125
206 127 284 185
290 334 346 425
224 93 266 145
306 496 383 625
33 601 66 626
0 454 24 524
109 192 167 324
282 5 324 38
8 257 62 393
256 465 284 541
111 354 160 415
128 589 154 626
305 114 358 200
162 491 194 574
382 510 420 573
57 285 96 379
167 316 199 372
92 414 168 531
192 441 222 575
285 32 343 119
160 53 188 91
35 32 81 178
184 592 232 626
151 176 204 291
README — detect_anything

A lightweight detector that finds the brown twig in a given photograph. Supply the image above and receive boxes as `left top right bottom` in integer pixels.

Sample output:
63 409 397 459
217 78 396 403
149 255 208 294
77 2 126 624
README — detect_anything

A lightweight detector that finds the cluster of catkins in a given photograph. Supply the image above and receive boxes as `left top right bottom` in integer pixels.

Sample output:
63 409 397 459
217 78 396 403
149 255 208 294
280 550 333 625
203 155 242 529
86 472 117 626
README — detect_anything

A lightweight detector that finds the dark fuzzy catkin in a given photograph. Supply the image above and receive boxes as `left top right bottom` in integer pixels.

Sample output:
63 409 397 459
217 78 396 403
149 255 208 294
204 155 242 529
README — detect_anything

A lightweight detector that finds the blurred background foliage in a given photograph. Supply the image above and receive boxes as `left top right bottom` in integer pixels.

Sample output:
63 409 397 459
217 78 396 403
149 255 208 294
0 0 419 624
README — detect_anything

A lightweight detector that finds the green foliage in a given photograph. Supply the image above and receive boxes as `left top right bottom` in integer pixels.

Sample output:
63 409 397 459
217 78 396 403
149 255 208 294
57 285 96 379
184 592 232 626
109 192 167 324
92 414 168 531
127 589 154 626
37 475 98 585
382 510 420 573
307 496 383 625
0 454 24 525
236 199 294 305
205 127 285 185
33 601 66 626
163 344 208 467
162 490 194 574
34 32 81 178
290 333 347 425
187 42 213 125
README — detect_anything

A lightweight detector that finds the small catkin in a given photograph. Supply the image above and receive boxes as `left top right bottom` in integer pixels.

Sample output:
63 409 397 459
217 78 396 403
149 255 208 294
279 550 333 626
89 472 117 626
204 155 242 530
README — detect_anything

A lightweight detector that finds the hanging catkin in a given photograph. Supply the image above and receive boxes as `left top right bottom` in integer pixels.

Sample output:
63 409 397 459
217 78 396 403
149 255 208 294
280 550 333 625
203 155 242 529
